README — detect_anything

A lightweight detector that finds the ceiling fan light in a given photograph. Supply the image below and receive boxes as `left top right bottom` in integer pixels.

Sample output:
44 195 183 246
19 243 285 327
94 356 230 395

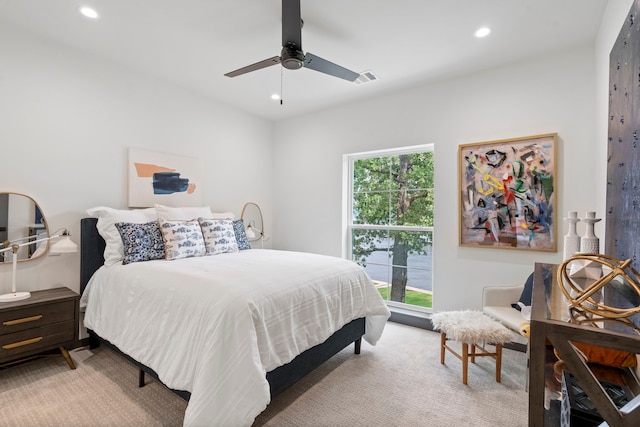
281 47 305 70
283 59 303 70
271 94 281 100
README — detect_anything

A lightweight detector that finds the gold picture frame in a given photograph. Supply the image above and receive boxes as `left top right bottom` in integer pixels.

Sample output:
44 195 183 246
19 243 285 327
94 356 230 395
458 133 557 251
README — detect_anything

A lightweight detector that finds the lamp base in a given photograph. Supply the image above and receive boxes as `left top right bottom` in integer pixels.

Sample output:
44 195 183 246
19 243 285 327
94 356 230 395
0 291 31 303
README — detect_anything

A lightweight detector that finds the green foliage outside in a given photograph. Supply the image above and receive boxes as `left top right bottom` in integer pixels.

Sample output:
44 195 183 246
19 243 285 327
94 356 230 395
352 152 434 304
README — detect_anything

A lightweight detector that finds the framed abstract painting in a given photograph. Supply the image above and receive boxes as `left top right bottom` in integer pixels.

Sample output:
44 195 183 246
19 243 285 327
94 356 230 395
458 133 557 251
128 148 203 208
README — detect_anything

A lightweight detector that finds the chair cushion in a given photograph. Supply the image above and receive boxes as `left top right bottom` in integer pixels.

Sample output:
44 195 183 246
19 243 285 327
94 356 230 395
483 306 528 332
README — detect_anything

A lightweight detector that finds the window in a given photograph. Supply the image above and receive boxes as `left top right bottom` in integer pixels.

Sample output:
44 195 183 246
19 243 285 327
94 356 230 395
344 145 434 311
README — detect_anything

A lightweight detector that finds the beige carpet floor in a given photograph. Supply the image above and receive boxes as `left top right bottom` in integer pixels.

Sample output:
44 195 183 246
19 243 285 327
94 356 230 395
0 322 528 426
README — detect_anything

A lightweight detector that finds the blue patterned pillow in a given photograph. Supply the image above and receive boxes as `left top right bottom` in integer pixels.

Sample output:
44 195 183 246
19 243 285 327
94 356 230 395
115 221 165 265
198 218 239 255
233 220 251 250
158 219 206 260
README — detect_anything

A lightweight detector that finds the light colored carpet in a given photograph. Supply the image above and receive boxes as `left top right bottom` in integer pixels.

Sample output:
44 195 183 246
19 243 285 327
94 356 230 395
0 322 528 426
0 344 187 426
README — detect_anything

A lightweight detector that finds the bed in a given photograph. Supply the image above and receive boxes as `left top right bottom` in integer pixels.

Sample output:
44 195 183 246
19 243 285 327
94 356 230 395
79 217 390 426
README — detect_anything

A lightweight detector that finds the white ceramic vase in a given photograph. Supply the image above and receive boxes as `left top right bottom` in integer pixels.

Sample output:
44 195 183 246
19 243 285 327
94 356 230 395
579 211 601 254
563 212 581 259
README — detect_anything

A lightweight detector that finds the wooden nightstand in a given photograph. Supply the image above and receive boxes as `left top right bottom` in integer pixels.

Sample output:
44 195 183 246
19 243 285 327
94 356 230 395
0 287 79 369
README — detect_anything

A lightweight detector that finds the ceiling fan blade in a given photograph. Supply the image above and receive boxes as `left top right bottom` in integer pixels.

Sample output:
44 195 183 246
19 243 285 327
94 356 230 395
224 56 281 78
282 0 302 48
304 52 359 82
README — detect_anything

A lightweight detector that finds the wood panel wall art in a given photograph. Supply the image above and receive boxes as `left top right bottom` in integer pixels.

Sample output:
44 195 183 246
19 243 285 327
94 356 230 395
606 0 640 267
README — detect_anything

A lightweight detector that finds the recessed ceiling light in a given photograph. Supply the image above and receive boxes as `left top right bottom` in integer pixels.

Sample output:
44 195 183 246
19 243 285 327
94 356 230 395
271 94 281 101
79 6 99 19
474 27 491 38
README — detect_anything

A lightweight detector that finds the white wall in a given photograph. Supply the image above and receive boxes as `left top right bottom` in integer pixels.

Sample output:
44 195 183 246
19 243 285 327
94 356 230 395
0 24 273 296
273 46 598 311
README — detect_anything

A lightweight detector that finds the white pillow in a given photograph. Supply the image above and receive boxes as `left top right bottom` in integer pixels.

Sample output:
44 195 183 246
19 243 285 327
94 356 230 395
155 204 213 221
86 206 157 266
210 212 235 220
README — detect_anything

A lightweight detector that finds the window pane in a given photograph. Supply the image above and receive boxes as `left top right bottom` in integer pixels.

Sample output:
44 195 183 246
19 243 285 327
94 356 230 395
389 189 434 226
353 157 392 192
351 228 389 264
387 230 431 267
389 153 434 189
386 266 431 307
403 152 434 189
352 191 390 225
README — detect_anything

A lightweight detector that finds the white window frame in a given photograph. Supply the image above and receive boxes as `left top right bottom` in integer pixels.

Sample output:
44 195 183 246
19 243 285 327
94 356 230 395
342 144 434 314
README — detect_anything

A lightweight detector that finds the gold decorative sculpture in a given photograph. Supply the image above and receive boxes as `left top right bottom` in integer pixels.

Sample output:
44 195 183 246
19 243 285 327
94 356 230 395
558 253 640 334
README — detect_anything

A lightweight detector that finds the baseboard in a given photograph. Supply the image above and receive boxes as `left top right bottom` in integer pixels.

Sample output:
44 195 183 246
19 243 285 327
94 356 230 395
389 311 433 330
504 341 527 352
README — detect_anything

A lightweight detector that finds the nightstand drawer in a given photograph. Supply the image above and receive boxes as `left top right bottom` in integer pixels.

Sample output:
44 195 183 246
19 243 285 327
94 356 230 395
0 300 75 335
0 320 75 360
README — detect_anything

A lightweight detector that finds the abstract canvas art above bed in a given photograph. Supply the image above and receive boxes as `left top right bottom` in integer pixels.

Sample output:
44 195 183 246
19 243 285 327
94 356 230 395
128 148 203 208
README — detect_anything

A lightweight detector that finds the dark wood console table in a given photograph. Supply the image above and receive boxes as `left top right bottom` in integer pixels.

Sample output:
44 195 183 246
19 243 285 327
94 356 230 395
528 262 640 426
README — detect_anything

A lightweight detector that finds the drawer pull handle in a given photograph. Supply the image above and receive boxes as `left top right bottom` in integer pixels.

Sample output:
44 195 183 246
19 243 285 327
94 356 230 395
3 315 43 326
2 336 43 350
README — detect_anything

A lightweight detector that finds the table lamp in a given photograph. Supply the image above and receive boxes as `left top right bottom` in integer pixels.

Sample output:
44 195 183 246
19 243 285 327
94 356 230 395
0 228 78 303
245 220 262 240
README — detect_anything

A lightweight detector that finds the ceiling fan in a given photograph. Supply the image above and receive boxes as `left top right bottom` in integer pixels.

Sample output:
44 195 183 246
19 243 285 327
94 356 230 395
224 0 359 82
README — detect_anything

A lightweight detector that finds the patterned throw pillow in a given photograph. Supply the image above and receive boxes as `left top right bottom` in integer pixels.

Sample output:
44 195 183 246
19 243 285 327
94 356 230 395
158 219 206 260
233 219 251 250
198 218 239 255
115 221 165 265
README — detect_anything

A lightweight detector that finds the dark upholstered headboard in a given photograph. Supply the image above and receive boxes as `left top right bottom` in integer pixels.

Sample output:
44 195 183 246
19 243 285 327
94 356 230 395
80 218 105 294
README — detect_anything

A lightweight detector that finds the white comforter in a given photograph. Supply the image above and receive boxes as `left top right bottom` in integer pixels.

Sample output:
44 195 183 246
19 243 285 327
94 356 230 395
81 249 390 426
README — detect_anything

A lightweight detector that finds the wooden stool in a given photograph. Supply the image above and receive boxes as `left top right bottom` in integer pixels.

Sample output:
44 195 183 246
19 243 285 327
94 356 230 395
432 310 513 385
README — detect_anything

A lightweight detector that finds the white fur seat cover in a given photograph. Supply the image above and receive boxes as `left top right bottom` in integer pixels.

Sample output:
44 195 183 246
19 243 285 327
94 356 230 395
431 310 513 344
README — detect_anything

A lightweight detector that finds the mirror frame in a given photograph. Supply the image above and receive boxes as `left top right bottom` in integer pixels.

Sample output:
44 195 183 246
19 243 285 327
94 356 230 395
0 192 50 263
240 202 265 243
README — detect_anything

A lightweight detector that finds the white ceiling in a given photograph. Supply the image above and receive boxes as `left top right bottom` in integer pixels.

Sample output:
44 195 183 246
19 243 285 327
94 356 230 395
1 0 608 121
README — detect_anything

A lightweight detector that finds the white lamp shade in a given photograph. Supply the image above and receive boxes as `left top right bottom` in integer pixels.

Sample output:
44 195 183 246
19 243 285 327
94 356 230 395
50 236 78 254
245 226 257 240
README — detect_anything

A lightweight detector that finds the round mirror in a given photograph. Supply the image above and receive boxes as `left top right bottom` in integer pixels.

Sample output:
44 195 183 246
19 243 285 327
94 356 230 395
0 192 49 263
